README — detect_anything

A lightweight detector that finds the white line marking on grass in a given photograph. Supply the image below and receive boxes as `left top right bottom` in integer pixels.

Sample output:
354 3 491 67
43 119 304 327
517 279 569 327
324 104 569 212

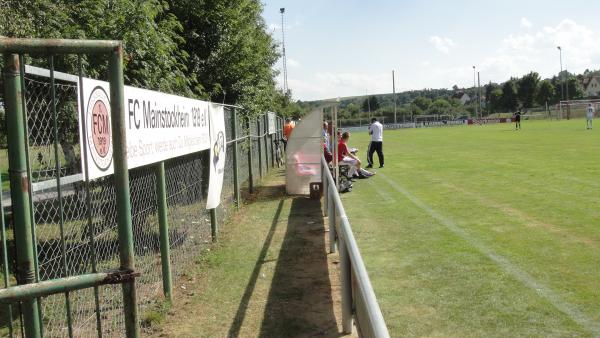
368 179 396 203
378 172 600 335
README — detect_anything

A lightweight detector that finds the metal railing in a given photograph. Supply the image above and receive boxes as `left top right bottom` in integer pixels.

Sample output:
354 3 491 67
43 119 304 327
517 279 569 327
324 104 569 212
321 156 390 338
0 38 285 338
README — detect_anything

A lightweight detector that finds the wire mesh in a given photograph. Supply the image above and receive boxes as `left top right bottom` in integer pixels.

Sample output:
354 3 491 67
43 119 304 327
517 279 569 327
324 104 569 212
0 66 281 337
165 152 211 280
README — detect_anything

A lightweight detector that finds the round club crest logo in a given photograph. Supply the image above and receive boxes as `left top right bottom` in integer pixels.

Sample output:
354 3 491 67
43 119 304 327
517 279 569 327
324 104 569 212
212 131 225 170
86 86 113 171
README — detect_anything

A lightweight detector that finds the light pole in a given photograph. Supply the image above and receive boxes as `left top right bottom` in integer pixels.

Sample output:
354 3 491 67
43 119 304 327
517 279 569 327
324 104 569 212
473 66 478 118
280 8 288 95
477 71 482 117
392 70 397 124
557 46 564 102
558 46 570 119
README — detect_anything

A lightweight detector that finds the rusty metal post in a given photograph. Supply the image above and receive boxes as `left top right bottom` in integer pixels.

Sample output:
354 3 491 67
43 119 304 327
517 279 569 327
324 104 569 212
246 116 254 193
2 53 42 338
109 44 140 338
156 162 172 301
231 108 241 208
257 116 263 179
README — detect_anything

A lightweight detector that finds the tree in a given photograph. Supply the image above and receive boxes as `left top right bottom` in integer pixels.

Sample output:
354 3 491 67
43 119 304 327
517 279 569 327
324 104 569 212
412 96 432 111
489 88 503 114
428 99 452 115
346 103 360 117
484 82 498 113
501 81 518 111
536 80 555 107
168 0 280 113
566 76 584 100
362 95 380 112
517 72 540 108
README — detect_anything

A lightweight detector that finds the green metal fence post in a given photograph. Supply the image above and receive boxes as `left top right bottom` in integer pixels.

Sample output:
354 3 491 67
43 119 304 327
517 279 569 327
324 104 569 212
231 108 241 208
49 54 75 338
156 161 172 302
257 116 263 179
0 174 14 338
210 208 218 242
246 116 254 193
267 114 274 168
263 114 269 171
2 53 42 338
109 44 140 338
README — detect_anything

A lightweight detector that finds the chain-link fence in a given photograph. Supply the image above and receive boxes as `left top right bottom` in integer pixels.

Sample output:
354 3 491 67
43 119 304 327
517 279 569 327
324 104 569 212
1 61 284 337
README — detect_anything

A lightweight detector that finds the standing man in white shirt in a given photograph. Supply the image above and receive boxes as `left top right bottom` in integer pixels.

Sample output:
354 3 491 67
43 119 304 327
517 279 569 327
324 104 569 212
586 103 595 130
366 117 384 168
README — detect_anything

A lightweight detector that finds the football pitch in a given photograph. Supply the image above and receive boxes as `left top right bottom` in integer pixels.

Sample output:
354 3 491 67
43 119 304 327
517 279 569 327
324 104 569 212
341 119 600 337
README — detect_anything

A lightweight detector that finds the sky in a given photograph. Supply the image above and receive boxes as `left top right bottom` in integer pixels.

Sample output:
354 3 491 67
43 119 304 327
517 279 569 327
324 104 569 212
261 0 600 101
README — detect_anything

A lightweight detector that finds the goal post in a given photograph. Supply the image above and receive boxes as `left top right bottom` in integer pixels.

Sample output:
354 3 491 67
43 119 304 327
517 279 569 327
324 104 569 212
559 99 600 120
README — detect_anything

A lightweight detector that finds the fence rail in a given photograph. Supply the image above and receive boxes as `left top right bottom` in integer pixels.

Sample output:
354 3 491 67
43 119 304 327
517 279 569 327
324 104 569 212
321 156 390 338
0 38 284 338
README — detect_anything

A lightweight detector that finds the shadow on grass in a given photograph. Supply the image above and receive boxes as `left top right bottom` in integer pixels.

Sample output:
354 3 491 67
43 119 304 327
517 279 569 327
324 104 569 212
257 196 340 337
227 199 284 338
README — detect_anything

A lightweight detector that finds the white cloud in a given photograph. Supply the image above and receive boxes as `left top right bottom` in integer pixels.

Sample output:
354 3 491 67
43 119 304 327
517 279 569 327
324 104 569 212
429 36 456 54
520 17 533 29
281 72 391 101
492 19 600 77
425 19 600 90
283 19 600 101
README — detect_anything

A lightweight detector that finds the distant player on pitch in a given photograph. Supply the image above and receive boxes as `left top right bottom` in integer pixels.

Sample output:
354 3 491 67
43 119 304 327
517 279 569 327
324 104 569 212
514 109 522 130
586 103 594 129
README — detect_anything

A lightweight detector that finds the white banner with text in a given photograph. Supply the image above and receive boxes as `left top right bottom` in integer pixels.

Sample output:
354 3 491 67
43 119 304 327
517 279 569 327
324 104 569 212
79 78 211 180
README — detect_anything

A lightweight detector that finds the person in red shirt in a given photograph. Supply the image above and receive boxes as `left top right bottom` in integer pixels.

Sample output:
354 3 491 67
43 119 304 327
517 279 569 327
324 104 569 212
338 131 374 179
283 118 295 150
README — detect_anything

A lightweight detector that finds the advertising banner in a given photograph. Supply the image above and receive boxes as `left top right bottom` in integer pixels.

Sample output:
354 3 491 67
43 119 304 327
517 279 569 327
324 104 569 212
267 112 277 134
79 77 211 180
206 103 227 209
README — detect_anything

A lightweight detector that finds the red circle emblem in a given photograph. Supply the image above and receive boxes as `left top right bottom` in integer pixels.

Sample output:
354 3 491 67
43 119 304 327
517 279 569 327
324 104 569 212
92 100 110 158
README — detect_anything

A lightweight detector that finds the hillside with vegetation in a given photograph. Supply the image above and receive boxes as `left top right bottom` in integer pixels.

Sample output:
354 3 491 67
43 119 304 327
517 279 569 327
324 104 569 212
296 69 600 123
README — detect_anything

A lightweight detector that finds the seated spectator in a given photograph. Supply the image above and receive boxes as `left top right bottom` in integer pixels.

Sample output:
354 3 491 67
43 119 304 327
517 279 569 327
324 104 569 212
338 131 374 179
324 142 333 164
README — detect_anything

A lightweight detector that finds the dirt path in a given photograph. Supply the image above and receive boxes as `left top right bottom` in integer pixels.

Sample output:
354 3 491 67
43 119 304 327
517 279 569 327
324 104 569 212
149 170 356 338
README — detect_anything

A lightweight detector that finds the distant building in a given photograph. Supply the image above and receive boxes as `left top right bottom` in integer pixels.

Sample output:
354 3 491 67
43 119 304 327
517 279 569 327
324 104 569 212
582 76 600 97
452 92 471 105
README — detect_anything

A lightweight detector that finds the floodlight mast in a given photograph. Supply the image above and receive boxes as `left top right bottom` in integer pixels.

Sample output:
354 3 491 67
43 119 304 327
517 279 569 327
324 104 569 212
392 70 397 124
558 46 570 119
473 66 478 118
280 8 289 95
558 46 564 103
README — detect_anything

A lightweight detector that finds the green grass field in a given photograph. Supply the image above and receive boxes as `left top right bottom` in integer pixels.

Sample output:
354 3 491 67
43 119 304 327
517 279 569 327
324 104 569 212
342 119 600 337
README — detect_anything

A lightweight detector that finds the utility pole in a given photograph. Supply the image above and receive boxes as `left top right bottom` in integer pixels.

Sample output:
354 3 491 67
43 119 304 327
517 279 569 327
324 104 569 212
392 70 397 124
558 46 564 102
477 71 481 118
558 46 564 119
280 8 288 95
366 89 371 118
473 66 478 118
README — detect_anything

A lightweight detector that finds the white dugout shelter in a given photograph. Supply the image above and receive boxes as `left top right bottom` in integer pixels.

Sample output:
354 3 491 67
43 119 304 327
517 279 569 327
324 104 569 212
285 109 323 195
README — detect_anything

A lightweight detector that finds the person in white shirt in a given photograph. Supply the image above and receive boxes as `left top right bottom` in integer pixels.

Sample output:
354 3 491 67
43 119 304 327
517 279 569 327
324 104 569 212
586 103 595 130
366 118 384 168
